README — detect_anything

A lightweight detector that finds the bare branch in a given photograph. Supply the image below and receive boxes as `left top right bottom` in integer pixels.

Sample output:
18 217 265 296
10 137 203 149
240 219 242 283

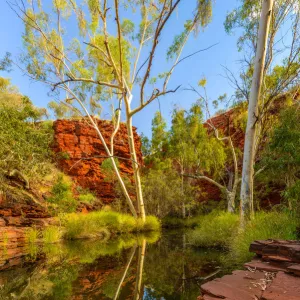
164 43 219 91
182 173 226 191
69 154 140 171
52 77 122 91
140 0 181 105
130 85 181 116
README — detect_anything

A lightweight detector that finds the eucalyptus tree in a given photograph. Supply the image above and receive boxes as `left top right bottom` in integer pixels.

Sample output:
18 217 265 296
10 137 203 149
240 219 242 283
142 111 183 218
225 0 300 220
169 102 227 216
261 106 300 211
183 85 239 213
11 0 214 220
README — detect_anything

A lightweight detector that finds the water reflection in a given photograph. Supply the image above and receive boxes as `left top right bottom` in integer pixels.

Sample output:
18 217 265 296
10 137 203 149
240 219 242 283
0 230 234 299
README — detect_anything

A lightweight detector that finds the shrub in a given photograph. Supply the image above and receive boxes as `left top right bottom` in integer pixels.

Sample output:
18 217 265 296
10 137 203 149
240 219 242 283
119 214 137 233
25 227 39 244
76 186 97 204
78 192 96 204
188 212 239 248
0 91 53 186
144 216 161 231
47 174 77 213
42 226 62 244
230 211 299 263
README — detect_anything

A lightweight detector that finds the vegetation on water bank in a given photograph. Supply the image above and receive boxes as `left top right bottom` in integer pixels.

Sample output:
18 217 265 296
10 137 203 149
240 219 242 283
21 211 161 248
188 212 239 248
62 211 161 240
229 211 299 263
188 211 299 262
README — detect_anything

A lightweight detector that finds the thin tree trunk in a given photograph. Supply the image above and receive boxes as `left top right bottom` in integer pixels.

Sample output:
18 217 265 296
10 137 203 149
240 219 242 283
181 165 186 219
226 191 235 213
134 239 146 300
240 0 274 225
126 115 146 221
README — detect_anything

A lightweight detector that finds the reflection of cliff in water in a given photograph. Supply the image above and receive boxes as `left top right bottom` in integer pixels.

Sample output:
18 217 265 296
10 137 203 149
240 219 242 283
0 231 235 300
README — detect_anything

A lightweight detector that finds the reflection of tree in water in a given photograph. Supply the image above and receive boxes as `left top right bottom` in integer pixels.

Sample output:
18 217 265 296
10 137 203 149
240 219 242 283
0 234 154 300
0 231 232 300
142 231 227 300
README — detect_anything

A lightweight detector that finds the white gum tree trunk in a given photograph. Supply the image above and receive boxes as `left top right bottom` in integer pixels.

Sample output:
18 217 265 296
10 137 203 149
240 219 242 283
125 93 146 221
134 239 146 300
240 0 274 224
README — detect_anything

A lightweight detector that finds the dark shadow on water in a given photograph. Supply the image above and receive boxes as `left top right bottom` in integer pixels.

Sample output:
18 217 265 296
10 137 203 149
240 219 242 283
0 230 238 299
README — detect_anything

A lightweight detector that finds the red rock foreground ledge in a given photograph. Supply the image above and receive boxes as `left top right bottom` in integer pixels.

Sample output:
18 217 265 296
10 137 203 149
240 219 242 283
198 240 300 300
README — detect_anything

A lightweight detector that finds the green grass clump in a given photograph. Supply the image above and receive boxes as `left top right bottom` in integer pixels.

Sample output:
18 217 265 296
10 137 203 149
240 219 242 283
42 226 62 244
188 212 239 248
78 193 96 204
230 211 299 263
144 215 161 231
25 227 39 244
62 211 161 240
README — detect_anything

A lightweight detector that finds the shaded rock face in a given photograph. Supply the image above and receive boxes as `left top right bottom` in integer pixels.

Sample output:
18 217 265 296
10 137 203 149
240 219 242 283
52 119 142 203
199 95 294 205
0 193 52 264
198 108 247 203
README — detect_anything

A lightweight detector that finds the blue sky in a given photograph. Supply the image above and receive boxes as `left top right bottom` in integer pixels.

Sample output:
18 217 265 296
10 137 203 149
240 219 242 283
0 0 244 137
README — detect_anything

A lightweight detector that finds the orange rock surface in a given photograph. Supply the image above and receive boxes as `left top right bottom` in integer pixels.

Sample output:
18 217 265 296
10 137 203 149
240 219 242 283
52 118 142 203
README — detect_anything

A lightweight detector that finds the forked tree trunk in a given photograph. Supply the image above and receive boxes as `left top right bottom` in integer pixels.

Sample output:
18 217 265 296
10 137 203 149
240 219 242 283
240 0 274 224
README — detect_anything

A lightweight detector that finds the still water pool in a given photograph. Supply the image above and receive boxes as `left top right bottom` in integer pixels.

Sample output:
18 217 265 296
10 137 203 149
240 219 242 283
0 230 236 299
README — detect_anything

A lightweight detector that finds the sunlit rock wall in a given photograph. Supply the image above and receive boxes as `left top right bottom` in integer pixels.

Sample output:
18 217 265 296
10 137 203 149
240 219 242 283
52 118 143 204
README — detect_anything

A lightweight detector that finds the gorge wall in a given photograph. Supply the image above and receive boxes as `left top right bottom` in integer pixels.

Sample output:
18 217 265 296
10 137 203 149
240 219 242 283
199 93 295 206
52 118 143 204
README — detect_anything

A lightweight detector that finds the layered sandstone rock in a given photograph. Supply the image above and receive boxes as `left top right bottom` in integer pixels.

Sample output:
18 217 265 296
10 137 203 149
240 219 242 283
199 240 300 300
52 118 142 204
0 192 52 266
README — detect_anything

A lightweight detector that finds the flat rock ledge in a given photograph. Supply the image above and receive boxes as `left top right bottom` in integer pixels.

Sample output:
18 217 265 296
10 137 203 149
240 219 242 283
198 240 300 300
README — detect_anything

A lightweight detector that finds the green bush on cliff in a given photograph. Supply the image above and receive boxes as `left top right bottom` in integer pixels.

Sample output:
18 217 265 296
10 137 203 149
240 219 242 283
77 187 97 204
0 84 53 189
47 174 77 214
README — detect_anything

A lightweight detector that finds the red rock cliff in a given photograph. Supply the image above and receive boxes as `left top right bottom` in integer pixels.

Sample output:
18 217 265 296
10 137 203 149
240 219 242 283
52 118 142 204
199 93 298 205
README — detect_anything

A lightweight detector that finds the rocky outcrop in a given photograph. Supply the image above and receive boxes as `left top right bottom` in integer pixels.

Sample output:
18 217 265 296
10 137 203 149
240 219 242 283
52 119 142 204
0 191 52 263
199 240 300 300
